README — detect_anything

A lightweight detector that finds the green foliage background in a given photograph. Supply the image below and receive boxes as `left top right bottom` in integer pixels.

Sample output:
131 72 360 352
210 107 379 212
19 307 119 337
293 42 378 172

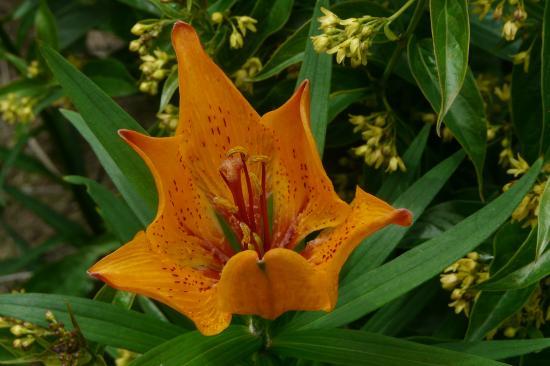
0 0 549 365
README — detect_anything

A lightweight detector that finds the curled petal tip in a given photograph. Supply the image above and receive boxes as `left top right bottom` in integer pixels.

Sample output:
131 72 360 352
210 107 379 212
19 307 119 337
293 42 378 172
395 208 413 227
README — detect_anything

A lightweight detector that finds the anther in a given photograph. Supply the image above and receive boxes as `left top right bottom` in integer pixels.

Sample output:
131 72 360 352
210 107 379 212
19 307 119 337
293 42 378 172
226 145 248 158
249 154 269 163
213 196 238 214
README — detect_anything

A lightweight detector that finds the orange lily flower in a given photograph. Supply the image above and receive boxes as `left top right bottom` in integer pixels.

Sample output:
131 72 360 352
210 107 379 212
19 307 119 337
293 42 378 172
88 21 412 336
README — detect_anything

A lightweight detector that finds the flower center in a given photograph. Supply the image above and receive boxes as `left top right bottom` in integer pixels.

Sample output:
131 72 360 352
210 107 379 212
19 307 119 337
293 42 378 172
215 146 271 257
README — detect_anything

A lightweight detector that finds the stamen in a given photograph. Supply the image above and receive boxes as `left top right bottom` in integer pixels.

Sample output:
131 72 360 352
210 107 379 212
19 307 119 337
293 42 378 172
213 196 238 214
249 154 269 163
240 153 257 233
219 155 247 222
253 232 264 257
226 145 248 158
260 161 272 251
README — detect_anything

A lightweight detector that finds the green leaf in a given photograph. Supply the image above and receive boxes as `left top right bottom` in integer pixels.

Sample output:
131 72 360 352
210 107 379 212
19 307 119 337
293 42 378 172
40 44 156 226
376 124 431 202
0 236 63 275
343 150 464 279
24 238 120 297
159 67 178 113
327 88 370 123
130 326 261 366
2 184 88 240
437 339 550 360
296 0 332 155
466 285 536 341
476 249 550 291
0 293 185 353
287 159 542 331
429 0 470 129
35 0 58 49
271 329 506 365
537 176 550 257
64 175 142 242
511 42 543 162
408 36 486 193
251 21 309 82
83 59 138 97
361 281 439 335
469 14 520 60
540 0 550 154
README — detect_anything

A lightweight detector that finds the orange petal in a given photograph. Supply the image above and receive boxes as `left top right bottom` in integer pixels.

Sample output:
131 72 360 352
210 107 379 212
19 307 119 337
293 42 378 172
303 187 412 275
119 130 233 269
262 81 350 248
171 22 272 200
88 231 231 335
217 248 337 319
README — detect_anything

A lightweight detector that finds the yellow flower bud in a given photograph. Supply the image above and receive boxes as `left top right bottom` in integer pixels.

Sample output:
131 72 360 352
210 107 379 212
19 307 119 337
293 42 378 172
211 12 224 24
502 21 519 41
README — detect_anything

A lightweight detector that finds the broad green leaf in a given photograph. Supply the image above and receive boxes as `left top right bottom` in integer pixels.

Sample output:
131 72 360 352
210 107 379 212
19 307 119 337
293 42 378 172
2 184 88 240
327 88 370 123
114 0 162 15
251 21 309 82
511 42 543 162
408 36 486 193
343 150 464 279
429 0 470 129
296 0 332 155
438 339 550 360
477 249 550 291
271 329 506 365
376 124 431 202
207 0 236 15
83 59 138 97
0 294 185 353
466 285 536 341
491 222 530 273
55 2 111 49
537 178 550 257
40 45 156 226
35 0 58 49
159 67 178 113
361 281 438 335
64 176 142 242
24 238 119 297
541 0 550 154
288 159 542 330
130 326 261 366
137 296 169 323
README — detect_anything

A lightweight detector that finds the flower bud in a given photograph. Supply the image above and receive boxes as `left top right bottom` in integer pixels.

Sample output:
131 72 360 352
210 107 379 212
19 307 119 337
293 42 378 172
211 12 224 24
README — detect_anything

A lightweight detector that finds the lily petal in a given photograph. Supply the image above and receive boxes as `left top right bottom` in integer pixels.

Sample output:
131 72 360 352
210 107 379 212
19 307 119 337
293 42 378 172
88 231 231 335
261 81 350 248
172 22 272 201
217 248 337 319
303 187 412 274
120 130 233 268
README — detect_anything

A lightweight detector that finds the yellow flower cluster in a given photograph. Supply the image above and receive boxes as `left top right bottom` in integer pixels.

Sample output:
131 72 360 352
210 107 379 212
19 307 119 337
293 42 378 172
0 313 51 349
232 57 262 93
503 157 549 228
471 0 528 42
440 252 490 316
211 12 258 50
138 49 174 95
350 112 406 173
26 60 41 78
157 103 179 133
487 278 550 339
311 7 388 67
0 93 35 125
129 21 165 56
